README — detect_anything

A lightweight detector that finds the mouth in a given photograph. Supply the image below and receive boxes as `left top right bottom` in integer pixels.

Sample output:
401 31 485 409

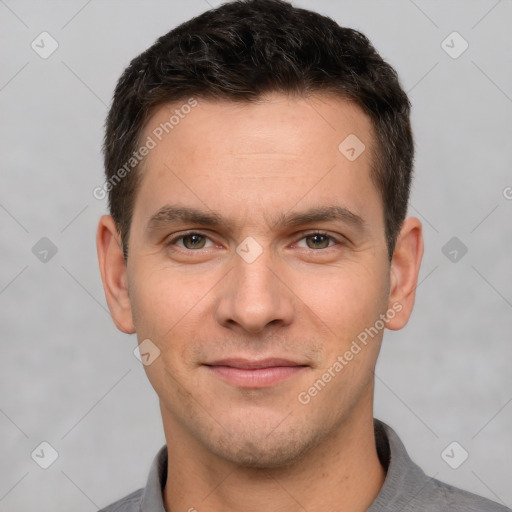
203 358 309 388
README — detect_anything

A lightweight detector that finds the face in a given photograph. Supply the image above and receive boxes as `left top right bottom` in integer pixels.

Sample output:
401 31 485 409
119 93 397 467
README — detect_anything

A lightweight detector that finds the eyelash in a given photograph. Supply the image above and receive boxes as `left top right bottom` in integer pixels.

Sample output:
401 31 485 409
165 230 344 252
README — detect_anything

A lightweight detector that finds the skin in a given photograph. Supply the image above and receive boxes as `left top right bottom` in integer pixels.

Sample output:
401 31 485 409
97 92 423 512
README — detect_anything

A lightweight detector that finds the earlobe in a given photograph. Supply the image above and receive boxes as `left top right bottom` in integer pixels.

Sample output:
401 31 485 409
385 217 424 331
96 215 136 334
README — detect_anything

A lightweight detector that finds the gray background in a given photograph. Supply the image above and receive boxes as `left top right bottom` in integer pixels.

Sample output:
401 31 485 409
1 0 511 510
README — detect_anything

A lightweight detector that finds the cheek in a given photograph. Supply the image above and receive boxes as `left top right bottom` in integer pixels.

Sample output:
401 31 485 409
292 261 388 339
129 265 216 378
130 263 204 335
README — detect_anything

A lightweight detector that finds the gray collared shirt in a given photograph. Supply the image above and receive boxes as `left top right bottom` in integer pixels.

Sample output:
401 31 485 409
99 419 510 511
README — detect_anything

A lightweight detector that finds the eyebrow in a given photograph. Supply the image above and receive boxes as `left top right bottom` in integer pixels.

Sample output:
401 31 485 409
145 204 366 235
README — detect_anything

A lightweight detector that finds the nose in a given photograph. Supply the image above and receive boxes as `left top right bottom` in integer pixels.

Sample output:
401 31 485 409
214 246 295 335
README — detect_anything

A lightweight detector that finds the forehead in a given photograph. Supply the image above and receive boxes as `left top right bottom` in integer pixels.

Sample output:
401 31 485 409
142 92 374 166
132 92 381 234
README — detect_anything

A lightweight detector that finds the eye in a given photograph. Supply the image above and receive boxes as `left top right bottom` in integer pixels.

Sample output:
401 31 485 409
166 232 215 250
295 231 342 250
165 230 344 253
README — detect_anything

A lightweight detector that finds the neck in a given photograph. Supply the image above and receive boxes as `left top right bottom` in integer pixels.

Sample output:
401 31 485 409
162 407 386 512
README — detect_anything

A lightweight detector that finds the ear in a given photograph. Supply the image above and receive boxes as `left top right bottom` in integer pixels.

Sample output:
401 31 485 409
385 217 424 330
96 215 135 334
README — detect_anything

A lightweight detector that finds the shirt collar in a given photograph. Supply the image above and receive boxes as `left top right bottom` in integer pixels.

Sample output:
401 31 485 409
140 443 167 511
368 419 431 511
140 418 428 511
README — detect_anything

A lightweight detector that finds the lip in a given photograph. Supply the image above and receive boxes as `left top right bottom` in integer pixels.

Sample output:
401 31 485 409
206 358 305 369
203 358 309 388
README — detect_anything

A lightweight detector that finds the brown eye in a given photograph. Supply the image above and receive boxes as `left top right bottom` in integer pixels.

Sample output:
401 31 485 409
181 234 207 249
166 232 214 250
304 233 332 249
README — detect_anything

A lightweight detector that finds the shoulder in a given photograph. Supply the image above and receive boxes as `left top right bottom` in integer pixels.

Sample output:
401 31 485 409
97 488 143 512
422 477 511 512
372 419 510 512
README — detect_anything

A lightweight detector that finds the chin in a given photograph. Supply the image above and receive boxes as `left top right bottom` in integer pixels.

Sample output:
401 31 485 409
205 424 323 470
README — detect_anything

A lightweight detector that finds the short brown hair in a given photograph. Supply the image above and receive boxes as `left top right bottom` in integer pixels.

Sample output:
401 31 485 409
103 0 414 261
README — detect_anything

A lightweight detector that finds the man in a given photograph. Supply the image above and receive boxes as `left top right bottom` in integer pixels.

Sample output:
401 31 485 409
96 1 509 510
